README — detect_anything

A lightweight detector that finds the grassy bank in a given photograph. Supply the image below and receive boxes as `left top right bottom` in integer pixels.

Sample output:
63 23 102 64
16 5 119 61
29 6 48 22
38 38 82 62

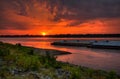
0 42 119 79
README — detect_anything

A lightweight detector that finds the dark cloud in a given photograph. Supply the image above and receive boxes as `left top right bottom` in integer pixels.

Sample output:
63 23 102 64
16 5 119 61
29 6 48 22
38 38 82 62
45 0 120 21
37 0 120 26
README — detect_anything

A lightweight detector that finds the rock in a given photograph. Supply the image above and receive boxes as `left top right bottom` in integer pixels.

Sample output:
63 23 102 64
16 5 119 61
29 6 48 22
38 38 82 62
9 68 23 75
56 68 71 79
28 72 40 79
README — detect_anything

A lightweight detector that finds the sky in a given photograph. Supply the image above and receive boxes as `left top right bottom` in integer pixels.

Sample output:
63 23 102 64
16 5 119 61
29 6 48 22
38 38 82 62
0 0 120 35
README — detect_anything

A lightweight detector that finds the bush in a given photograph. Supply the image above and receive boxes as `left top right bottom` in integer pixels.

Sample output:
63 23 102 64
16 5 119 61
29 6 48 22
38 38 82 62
15 43 22 46
0 48 10 57
27 50 34 55
0 66 10 78
43 52 57 68
15 55 41 71
106 71 117 79
0 41 3 44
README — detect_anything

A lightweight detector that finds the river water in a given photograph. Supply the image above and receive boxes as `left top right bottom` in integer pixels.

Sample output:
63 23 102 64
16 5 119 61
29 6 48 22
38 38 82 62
0 37 120 74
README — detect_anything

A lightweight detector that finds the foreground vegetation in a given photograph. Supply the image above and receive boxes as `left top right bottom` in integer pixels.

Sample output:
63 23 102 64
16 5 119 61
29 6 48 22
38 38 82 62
0 42 119 79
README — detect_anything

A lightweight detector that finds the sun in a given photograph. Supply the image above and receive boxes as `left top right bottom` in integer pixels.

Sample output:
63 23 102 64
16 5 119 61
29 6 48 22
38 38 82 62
41 32 47 36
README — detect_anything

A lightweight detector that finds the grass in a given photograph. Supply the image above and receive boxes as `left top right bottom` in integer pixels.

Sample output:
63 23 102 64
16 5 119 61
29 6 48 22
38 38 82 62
0 42 120 79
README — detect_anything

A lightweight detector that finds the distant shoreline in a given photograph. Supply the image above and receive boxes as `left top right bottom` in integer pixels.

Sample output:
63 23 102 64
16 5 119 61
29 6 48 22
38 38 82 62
0 34 120 38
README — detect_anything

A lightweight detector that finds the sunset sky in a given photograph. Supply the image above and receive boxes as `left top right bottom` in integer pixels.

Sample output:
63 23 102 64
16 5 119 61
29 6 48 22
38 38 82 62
0 0 120 35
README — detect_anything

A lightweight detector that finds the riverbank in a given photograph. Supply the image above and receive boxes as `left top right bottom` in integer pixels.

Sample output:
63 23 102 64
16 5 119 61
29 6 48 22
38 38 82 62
29 47 71 56
0 42 120 79
52 40 120 50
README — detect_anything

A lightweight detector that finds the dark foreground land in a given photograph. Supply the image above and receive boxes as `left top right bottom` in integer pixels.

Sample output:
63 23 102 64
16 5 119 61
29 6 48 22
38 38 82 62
0 42 120 79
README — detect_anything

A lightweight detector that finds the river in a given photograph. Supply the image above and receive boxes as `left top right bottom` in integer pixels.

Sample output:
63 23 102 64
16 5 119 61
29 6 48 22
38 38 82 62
0 37 120 74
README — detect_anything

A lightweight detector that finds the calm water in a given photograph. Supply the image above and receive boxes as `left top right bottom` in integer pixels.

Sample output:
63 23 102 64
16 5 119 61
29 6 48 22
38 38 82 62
0 37 120 74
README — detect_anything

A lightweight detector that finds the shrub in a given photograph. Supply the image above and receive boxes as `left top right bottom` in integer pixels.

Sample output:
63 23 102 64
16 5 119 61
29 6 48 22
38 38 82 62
27 50 34 55
0 48 10 57
0 66 10 78
43 52 57 68
0 41 3 44
106 71 117 79
15 43 22 46
15 55 41 71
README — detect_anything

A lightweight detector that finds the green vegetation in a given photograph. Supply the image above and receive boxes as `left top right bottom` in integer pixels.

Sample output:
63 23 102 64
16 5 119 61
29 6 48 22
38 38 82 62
0 42 120 79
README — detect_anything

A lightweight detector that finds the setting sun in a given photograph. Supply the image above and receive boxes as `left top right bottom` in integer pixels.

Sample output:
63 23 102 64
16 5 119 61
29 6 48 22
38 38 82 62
41 32 47 36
